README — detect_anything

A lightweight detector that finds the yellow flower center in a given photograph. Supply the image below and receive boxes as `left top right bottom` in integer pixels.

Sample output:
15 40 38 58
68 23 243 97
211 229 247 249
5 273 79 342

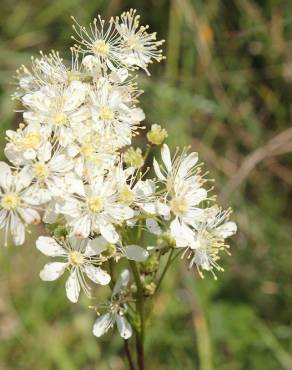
33 162 49 180
67 70 82 81
69 251 84 266
1 193 20 210
88 196 104 213
21 131 41 150
127 34 142 50
124 147 144 168
53 112 68 126
99 107 114 121
170 197 188 216
119 186 135 205
80 143 95 159
147 124 168 146
93 39 110 57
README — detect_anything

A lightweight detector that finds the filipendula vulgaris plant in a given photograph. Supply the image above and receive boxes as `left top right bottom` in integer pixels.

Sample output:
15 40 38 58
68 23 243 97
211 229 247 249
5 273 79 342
2 9 237 370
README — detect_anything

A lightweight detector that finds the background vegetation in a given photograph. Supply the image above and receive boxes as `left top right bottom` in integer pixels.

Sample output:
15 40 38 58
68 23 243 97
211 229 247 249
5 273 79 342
0 0 292 369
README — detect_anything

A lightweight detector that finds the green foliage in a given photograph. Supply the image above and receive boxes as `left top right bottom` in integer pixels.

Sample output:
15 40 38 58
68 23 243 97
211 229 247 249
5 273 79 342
0 0 291 369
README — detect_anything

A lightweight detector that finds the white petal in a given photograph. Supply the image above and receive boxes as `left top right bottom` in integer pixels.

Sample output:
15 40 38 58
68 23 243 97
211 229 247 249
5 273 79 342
146 218 162 235
116 315 132 339
85 236 108 256
110 68 128 83
56 198 81 217
10 214 25 246
153 158 166 181
156 202 170 216
92 313 112 337
37 141 52 162
18 207 41 225
65 175 85 196
192 188 208 205
15 166 33 191
43 201 58 223
84 265 111 285
36 236 66 257
131 108 145 121
193 249 211 271
100 224 119 244
135 179 155 197
216 222 237 238
23 148 37 160
124 245 149 262
113 269 130 296
64 81 86 111
71 214 91 238
4 144 23 165
40 262 67 281
0 209 7 228
161 144 172 172
177 152 198 179
22 185 51 205
170 218 188 247
110 205 134 220
0 162 12 190
65 270 80 303
67 143 80 158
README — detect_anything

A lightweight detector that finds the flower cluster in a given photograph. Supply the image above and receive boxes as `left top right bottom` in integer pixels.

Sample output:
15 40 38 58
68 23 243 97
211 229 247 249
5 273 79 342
1 10 236 342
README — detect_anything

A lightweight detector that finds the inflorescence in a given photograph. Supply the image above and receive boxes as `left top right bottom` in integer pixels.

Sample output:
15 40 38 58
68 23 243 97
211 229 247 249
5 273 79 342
1 10 236 340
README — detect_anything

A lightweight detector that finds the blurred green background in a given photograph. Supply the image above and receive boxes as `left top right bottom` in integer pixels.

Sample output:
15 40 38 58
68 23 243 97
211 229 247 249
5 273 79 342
0 0 292 369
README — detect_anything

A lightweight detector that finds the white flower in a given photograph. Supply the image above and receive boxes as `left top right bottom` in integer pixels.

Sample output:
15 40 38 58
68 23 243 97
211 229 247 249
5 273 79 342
5 122 50 165
71 15 123 71
57 174 134 242
23 81 89 147
168 181 207 247
154 144 202 192
154 144 208 247
14 49 85 99
187 206 237 279
70 133 117 178
112 164 156 210
93 269 132 339
23 146 82 201
116 9 165 75
90 79 145 147
0 162 42 246
36 235 111 303
31 49 85 86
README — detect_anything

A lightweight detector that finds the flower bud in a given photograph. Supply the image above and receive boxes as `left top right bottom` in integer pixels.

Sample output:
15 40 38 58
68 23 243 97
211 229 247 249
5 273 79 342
157 233 176 252
141 253 159 274
143 281 156 296
161 233 176 248
124 147 144 168
47 224 68 240
102 244 117 257
147 124 168 145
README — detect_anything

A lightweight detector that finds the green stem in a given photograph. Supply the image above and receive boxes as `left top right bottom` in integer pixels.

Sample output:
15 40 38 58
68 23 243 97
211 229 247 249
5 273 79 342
155 249 174 293
108 258 115 289
123 339 136 370
129 261 145 370
143 146 151 162
155 249 182 294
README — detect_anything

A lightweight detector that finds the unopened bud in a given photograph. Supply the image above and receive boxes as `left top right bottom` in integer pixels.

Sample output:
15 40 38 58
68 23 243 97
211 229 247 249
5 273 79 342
141 254 159 274
47 224 68 239
102 244 116 257
143 282 156 296
147 124 168 146
124 147 144 168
